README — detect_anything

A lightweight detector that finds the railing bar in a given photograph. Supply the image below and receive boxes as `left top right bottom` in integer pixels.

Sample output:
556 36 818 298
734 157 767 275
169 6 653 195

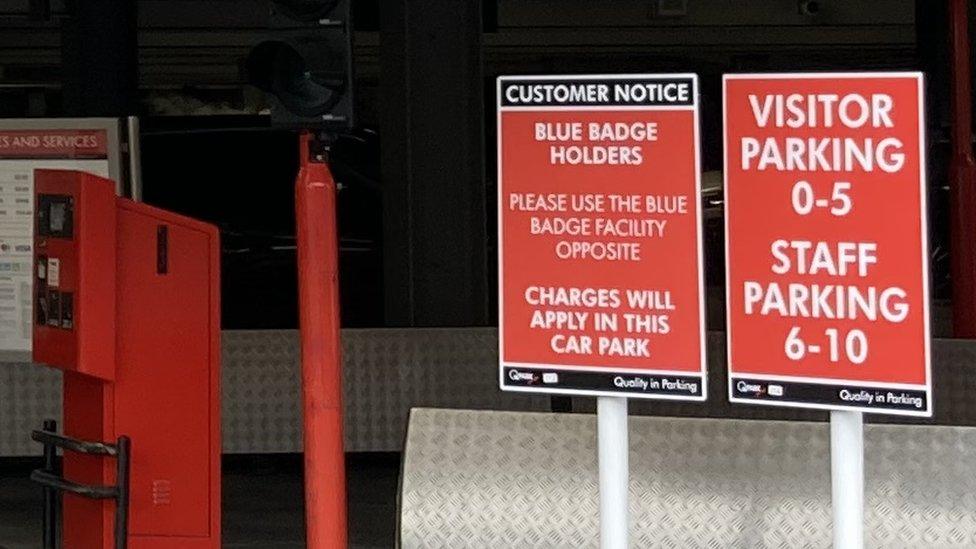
30 470 119 500
31 430 118 456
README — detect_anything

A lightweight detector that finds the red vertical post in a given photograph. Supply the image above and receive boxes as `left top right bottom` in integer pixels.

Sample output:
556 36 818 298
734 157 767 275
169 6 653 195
295 133 348 548
950 0 976 337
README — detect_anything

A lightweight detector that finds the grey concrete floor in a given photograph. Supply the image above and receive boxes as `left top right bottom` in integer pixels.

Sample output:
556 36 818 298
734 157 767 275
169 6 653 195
0 453 399 549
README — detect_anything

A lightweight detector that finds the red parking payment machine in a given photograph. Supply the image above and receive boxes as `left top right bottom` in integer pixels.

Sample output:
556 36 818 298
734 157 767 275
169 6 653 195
32 169 221 549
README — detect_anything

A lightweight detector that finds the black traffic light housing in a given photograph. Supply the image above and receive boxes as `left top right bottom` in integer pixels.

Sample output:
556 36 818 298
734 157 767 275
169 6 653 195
247 0 354 129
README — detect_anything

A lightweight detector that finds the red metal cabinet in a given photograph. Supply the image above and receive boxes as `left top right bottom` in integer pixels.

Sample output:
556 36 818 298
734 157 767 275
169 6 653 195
33 169 221 549
33 169 116 380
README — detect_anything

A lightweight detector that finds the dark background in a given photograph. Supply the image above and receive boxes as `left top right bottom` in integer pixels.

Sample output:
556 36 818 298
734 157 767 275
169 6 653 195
0 0 960 332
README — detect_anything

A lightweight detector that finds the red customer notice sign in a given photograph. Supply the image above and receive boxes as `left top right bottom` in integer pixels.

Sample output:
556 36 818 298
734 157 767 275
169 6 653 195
498 74 707 400
724 72 932 416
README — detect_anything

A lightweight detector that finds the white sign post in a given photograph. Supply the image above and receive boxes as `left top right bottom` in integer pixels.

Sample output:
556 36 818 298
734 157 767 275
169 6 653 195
598 396 629 548
831 410 864 549
723 72 931 549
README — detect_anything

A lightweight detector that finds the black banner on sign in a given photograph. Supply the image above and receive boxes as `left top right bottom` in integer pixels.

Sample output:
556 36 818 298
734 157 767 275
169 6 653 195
502 366 704 398
730 377 929 415
499 76 696 108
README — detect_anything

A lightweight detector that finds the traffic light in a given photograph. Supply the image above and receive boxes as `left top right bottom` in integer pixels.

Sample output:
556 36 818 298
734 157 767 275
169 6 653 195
247 0 354 129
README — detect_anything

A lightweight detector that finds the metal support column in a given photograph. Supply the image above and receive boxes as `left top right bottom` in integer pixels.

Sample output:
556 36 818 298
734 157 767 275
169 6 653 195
949 0 976 337
380 0 489 326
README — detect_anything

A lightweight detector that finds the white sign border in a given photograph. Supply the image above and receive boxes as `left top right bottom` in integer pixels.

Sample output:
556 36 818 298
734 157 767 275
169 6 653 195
722 71 933 417
497 73 708 401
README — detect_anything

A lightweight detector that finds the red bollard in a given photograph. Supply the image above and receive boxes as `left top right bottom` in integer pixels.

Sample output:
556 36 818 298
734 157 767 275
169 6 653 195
949 0 976 338
295 136 348 548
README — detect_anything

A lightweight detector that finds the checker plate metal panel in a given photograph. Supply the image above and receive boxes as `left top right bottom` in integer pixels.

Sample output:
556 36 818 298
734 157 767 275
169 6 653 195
0 328 549 455
0 363 60 455
400 408 976 548
2 329 975 455
222 328 550 453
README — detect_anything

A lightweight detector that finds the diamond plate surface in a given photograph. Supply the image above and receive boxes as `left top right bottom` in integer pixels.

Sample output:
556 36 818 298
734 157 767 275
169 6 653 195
221 330 304 454
222 328 549 453
0 328 548 455
2 330 975 456
400 408 976 548
0 362 60 456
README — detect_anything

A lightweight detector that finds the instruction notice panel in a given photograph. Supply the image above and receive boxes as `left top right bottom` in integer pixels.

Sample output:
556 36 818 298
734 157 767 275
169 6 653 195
497 74 706 400
724 73 932 416
0 129 110 353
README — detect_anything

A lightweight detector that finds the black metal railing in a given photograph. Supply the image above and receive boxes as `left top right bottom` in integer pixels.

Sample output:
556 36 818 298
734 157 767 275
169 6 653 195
30 420 131 549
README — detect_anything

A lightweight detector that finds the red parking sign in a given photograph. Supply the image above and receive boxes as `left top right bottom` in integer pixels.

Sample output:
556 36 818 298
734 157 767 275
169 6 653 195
498 74 706 400
724 73 931 416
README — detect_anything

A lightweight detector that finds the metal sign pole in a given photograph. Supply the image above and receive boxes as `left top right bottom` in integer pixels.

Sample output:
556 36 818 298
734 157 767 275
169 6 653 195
597 396 629 549
830 410 864 549
295 133 348 549
126 116 143 202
